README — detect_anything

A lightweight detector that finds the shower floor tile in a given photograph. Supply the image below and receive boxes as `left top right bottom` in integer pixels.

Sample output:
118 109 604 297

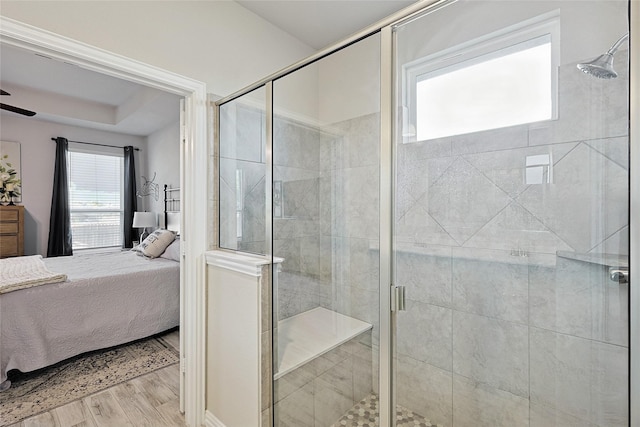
332 394 443 427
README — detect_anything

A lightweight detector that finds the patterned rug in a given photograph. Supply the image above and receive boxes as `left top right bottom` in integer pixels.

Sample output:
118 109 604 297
333 394 443 427
0 332 179 426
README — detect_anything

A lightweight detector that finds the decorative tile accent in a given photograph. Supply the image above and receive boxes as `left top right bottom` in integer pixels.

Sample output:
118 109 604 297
462 202 574 255
462 142 577 198
427 157 512 245
395 156 455 219
332 394 442 427
584 136 629 171
394 203 458 248
517 143 628 253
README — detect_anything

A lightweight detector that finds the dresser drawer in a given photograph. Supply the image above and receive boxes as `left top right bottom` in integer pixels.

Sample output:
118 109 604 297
0 222 18 234
0 235 18 257
0 210 18 222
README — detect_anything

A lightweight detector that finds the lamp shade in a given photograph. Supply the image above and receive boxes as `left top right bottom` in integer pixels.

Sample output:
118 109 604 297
132 211 157 228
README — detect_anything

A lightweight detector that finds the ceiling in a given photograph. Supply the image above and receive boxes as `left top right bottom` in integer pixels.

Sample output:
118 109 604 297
237 0 416 50
0 43 182 137
0 0 416 136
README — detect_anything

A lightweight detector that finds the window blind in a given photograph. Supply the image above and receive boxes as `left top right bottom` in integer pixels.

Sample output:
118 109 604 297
67 150 124 250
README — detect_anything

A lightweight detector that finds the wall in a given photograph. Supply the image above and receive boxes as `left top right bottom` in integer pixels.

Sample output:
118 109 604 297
146 121 180 226
0 115 145 256
0 1 316 98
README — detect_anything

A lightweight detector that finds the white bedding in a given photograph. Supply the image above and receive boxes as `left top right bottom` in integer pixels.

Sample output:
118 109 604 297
0 250 179 386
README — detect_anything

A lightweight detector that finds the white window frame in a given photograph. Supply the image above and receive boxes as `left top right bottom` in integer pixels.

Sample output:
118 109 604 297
67 144 125 251
401 10 560 143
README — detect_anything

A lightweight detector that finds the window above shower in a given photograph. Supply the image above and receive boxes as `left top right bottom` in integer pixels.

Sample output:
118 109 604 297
401 10 560 143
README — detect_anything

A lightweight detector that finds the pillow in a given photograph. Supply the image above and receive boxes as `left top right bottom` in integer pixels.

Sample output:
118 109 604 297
160 238 181 262
137 229 176 258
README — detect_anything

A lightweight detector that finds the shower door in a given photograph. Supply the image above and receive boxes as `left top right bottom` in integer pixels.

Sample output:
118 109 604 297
391 1 630 426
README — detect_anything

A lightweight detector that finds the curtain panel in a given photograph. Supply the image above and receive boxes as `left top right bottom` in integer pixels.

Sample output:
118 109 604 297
123 146 138 248
47 137 72 257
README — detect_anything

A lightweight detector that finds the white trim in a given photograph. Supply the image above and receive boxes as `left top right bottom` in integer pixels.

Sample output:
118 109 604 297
204 410 227 427
205 249 283 277
0 17 208 427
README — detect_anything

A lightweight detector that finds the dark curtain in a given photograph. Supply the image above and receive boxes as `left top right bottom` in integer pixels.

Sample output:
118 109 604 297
47 137 73 257
123 146 138 248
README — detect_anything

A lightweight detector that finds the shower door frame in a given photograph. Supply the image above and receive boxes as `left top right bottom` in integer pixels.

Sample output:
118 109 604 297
214 0 639 424
630 1 639 423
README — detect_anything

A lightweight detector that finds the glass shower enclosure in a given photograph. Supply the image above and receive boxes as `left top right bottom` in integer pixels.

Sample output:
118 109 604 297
216 0 632 425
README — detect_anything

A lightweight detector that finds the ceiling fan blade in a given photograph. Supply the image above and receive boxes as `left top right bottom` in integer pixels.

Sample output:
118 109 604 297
0 90 10 96
0 103 36 117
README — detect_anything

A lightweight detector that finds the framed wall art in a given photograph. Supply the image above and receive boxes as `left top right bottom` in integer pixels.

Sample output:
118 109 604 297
0 141 22 204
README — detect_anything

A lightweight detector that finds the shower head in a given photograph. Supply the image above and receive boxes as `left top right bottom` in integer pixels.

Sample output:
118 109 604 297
577 53 618 79
577 33 629 79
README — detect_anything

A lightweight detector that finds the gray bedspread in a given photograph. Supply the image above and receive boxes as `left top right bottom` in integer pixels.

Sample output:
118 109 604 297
0 251 179 385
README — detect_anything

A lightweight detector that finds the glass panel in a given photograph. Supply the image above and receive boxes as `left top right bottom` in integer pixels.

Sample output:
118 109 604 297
393 1 629 426
272 33 381 426
219 86 267 254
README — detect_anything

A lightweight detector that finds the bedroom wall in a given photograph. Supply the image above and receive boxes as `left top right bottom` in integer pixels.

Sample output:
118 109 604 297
146 121 180 226
0 1 316 99
0 114 146 256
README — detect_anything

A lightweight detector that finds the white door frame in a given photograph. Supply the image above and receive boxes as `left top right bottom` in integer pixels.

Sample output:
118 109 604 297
0 17 208 427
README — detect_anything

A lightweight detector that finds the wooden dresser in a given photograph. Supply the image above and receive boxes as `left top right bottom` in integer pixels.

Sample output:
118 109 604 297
0 205 24 258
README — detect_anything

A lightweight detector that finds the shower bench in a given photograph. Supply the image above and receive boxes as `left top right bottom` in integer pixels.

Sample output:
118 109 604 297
275 306 372 379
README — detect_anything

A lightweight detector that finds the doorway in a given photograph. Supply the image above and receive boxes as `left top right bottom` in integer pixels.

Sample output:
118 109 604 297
0 16 208 427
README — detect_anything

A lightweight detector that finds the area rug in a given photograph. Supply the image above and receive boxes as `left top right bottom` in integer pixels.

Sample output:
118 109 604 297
0 333 179 426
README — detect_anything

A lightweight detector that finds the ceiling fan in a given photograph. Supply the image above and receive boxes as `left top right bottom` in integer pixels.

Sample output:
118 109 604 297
0 89 36 117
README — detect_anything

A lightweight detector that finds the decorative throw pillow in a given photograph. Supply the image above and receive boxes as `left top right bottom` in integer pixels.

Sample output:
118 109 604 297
138 229 176 258
160 238 181 262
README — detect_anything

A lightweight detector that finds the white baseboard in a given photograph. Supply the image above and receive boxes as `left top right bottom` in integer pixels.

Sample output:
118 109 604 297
204 410 227 427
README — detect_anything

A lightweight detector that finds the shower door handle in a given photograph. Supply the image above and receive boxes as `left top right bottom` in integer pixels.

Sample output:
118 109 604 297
392 285 406 312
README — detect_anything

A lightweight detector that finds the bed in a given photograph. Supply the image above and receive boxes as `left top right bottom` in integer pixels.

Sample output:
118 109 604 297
0 193 181 390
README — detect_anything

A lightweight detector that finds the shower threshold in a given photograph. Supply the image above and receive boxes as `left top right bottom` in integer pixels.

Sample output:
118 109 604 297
332 394 442 427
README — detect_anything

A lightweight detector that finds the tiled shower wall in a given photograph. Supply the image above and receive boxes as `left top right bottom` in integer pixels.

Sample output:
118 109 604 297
219 102 267 254
273 118 327 320
392 53 629 426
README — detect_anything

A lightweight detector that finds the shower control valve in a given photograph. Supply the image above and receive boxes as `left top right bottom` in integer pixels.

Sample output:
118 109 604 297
609 267 628 284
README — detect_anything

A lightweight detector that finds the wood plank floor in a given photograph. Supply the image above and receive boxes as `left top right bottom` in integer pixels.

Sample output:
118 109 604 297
8 330 185 427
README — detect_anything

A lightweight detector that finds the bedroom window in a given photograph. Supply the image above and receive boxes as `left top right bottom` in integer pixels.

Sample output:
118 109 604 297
402 11 559 142
67 149 124 250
